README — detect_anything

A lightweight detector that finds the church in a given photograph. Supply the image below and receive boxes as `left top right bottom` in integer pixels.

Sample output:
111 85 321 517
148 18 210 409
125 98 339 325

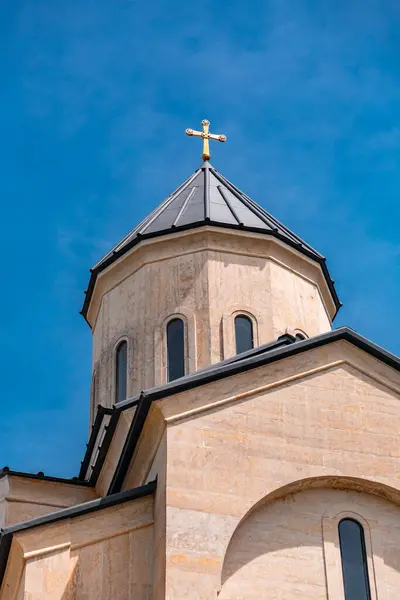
1 120 399 599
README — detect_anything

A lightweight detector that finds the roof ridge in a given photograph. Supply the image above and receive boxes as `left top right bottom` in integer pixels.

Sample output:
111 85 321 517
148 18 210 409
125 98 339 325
139 169 201 236
217 185 242 225
211 168 323 258
211 168 275 231
92 167 202 270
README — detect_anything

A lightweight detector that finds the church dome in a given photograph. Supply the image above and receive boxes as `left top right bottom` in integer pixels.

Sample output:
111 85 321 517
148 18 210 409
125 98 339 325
81 160 340 320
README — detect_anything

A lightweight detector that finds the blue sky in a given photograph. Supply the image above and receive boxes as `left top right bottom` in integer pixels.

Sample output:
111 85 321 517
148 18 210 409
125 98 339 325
0 0 399 477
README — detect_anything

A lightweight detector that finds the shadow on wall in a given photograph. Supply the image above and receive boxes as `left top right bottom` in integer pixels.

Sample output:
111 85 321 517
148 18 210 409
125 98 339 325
61 555 78 600
219 476 400 599
16 539 151 598
58 553 152 599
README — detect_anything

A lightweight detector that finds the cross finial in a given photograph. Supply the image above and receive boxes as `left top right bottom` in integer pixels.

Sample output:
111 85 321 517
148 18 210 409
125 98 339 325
185 119 227 161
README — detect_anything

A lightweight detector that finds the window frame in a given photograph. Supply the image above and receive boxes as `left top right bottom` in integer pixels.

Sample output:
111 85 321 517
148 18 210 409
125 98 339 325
156 312 195 386
221 309 259 360
322 511 377 600
338 517 372 600
115 338 129 404
166 316 186 382
292 328 308 341
234 313 255 355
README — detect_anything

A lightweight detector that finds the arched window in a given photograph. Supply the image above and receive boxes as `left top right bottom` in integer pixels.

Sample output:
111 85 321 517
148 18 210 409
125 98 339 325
339 518 371 600
91 370 98 407
235 315 254 354
295 332 306 341
115 341 128 403
167 318 185 382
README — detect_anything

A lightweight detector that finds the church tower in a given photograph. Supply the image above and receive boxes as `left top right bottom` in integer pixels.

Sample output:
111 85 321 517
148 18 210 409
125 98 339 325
82 120 340 421
2 120 400 600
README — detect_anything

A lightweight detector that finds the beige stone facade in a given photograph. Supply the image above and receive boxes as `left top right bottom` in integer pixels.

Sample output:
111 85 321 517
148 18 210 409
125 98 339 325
3 336 400 599
1 492 154 600
0 475 96 528
152 341 400 598
1 161 399 599
89 228 334 417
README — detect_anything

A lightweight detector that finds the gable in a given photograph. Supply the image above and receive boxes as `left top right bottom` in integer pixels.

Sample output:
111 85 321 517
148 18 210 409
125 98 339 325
157 338 400 424
158 340 400 514
156 348 400 599
116 339 400 498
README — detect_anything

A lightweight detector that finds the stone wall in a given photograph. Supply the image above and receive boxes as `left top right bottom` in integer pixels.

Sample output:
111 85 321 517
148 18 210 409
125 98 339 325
1 494 154 600
0 476 96 528
220 487 400 599
151 340 400 598
89 228 333 415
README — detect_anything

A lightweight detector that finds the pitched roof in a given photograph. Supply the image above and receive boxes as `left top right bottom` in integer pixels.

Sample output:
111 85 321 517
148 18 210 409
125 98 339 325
116 327 400 412
107 326 400 494
81 161 340 321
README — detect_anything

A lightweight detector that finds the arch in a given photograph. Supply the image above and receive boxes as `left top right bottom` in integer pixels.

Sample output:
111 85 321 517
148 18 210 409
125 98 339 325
154 311 196 386
115 339 128 403
339 518 372 600
166 317 185 381
221 308 259 359
285 328 309 340
219 475 400 593
323 510 377 600
294 331 307 340
234 314 254 354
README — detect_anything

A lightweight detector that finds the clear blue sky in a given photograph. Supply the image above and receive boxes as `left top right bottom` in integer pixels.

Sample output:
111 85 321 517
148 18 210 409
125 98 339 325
1 0 399 477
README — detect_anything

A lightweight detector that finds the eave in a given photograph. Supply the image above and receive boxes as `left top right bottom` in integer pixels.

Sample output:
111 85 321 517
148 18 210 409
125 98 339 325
81 220 341 324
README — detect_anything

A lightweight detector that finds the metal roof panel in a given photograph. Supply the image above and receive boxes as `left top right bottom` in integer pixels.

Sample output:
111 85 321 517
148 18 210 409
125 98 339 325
82 161 340 319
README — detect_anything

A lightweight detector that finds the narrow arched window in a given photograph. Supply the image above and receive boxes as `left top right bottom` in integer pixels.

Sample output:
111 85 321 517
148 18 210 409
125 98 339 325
91 370 98 406
295 332 306 341
167 318 185 381
115 341 128 403
235 315 254 354
339 518 371 600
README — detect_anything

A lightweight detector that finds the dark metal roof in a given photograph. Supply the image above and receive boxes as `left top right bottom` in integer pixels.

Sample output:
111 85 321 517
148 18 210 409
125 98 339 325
0 467 91 487
78 405 113 480
81 161 341 321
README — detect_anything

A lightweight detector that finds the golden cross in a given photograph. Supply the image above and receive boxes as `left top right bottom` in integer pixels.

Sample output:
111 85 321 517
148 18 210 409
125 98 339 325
185 119 227 161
